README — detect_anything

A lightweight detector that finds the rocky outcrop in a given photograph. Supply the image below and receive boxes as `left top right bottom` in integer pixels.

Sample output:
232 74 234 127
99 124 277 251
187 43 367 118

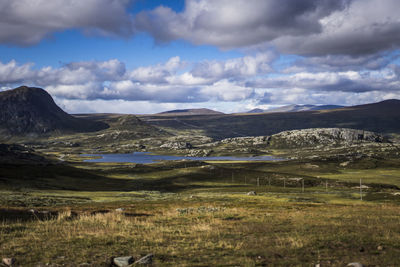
268 128 384 148
186 149 213 157
160 141 193 149
216 128 386 149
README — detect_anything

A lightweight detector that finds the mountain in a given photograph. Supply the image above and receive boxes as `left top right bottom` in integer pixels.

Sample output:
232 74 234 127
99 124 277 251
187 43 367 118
247 108 265 113
247 104 344 113
0 86 108 136
140 99 400 139
157 108 224 116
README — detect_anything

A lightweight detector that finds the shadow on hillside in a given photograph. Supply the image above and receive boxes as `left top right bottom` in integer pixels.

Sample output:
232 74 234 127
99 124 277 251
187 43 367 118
0 163 131 191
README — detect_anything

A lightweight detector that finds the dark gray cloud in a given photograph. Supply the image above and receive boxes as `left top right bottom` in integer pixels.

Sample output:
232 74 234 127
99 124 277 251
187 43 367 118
134 0 400 56
283 53 399 73
134 0 350 49
0 0 133 45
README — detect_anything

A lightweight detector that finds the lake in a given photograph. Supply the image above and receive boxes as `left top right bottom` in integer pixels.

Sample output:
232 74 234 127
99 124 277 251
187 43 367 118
82 152 283 164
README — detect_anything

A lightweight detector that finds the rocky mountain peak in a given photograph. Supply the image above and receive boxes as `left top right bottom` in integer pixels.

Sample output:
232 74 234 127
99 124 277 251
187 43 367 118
0 86 108 136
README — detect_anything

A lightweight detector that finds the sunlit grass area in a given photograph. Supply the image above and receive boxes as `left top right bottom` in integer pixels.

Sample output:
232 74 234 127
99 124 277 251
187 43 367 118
1 153 400 266
1 195 399 266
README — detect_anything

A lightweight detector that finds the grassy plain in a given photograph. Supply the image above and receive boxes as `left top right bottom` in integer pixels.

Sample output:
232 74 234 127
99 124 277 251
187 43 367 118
1 150 400 266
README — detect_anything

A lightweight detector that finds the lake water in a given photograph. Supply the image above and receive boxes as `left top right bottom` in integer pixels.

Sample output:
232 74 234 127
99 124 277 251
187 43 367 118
82 152 283 164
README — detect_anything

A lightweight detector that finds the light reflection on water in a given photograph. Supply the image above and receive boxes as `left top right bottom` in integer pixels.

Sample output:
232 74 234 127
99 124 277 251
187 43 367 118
82 152 283 164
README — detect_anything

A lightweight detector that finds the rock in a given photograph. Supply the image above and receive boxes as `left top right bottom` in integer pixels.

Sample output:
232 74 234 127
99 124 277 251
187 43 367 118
134 254 153 265
115 208 125 212
377 245 384 251
28 209 37 214
340 161 350 167
269 128 385 149
160 142 193 150
139 144 146 150
2 258 16 266
186 149 212 157
113 256 134 267
347 263 364 267
246 191 257 196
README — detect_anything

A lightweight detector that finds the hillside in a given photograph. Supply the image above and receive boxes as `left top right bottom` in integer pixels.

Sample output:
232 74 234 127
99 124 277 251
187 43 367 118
140 99 400 139
0 86 108 137
248 104 344 113
157 108 224 116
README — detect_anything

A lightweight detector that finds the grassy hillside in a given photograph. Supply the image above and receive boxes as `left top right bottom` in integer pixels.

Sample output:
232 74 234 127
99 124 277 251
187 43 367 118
141 100 400 139
1 150 400 265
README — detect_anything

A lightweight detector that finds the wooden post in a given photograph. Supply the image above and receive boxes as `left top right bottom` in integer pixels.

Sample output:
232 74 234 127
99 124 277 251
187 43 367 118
360 178 363 201
302 179 304 193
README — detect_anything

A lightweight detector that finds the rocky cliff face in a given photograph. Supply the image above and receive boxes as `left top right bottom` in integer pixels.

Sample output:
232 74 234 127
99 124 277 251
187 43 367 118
216 128 386 149
0 86 108 135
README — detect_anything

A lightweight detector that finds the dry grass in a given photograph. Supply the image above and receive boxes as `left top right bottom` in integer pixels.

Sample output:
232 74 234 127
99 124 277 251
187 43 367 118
1 198 400 266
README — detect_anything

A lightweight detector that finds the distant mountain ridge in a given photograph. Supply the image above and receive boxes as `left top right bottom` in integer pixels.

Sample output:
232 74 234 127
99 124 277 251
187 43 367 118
158 108 224 116
0 86 108 136
248 104 345 114
141 99 400 139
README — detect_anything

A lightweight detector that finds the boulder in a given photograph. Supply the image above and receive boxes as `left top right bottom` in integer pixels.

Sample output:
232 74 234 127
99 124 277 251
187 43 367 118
113 256 134 267
2 258 16 267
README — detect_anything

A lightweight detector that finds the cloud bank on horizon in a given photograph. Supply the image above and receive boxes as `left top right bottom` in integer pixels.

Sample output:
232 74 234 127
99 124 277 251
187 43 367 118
0 0 399 114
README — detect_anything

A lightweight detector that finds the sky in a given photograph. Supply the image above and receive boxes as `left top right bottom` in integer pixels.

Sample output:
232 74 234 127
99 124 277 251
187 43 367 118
0 0 400 114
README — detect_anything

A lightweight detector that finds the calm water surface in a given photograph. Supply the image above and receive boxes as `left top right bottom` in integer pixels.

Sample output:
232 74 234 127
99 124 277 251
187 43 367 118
82 152 283 164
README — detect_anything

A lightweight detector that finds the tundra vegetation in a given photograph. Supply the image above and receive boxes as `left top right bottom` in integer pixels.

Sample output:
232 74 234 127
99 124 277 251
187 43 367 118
1 87 400 266
1 129 400 266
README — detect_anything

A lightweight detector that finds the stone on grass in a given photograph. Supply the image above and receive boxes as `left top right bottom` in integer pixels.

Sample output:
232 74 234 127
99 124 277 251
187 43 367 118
134 254 154 265
246 191 257 196
347 263 364 267
115 208 125 212
377 245 384 251
2 258 16 267
113 256 134 267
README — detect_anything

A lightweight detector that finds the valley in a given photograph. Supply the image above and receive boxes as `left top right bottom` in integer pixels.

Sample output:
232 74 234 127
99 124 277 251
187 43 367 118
1 86 400 266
